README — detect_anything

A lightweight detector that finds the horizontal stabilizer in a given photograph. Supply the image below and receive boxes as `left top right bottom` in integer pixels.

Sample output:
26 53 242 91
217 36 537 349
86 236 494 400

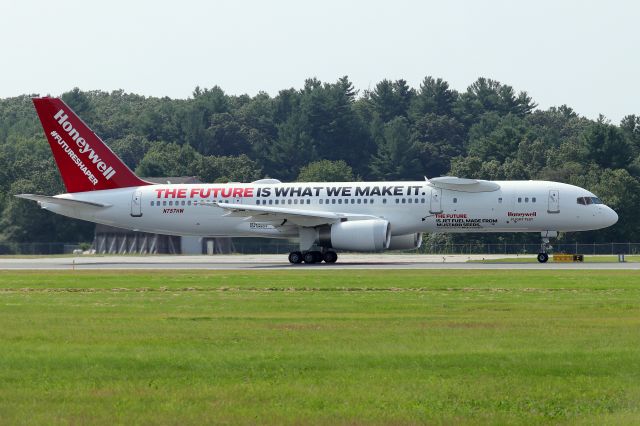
15 194 110 208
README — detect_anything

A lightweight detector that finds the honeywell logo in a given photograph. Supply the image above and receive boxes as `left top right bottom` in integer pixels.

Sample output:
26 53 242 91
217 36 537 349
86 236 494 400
53 109 115 181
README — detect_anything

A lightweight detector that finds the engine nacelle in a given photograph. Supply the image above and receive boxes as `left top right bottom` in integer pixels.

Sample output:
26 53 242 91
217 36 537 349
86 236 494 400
387 233 423 250
318 219 390 251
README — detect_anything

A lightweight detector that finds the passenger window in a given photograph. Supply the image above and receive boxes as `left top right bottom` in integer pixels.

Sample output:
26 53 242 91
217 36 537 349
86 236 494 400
351 199 355 204
294 199 298 204
163 201 167 206
532 197 536 203
332 199 336 204
187 200 191 206
370 199 374 204
453 197 457 203
150 201 154 206
525 197 529 203
421 198 425 203
364 199 368 204
402 198 406 204
307 199 310 204
498 197 502 203
269 200 273 205
338 199 342 204
395 199 399 204
357 199 361 204
518 197 522 203
319 199 323 205
408 198 412 204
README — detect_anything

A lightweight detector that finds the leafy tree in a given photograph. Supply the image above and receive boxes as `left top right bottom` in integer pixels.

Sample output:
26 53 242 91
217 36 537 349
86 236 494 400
370 117 421 180
195 154 262 183
297 160 355 182
411 76 457 118
467 113 528 162
135 142 200 177
367 79 414 122
411 113 465 177
109 135 151 170
582 117 632 169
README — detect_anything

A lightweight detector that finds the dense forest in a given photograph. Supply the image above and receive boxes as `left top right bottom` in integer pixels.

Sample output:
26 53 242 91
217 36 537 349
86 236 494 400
0 76 638 244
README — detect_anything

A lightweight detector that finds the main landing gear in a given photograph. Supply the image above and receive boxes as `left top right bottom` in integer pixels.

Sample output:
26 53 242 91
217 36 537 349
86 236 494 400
537 231 557 263
288 250 338 264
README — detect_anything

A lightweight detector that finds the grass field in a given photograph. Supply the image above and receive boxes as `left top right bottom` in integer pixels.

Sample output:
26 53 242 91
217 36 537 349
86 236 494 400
1 270 639 425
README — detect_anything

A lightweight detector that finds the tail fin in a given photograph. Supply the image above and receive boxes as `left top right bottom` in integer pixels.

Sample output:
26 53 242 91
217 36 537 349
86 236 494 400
32 97 150 193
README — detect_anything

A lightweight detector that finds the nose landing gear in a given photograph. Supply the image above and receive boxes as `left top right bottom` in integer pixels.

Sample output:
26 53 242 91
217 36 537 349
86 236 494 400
537 231 557 263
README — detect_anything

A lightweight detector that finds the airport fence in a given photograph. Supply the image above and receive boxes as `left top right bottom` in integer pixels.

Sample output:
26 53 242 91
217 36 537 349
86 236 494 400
229 241 640 255
1 241 640 256
0 243 83 255
416 242 640 255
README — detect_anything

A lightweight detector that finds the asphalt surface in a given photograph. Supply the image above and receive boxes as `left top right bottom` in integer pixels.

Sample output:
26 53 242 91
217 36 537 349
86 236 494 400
0 254 637 270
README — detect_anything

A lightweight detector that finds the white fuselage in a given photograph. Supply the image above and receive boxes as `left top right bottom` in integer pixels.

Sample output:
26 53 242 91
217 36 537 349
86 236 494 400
41 180 618 245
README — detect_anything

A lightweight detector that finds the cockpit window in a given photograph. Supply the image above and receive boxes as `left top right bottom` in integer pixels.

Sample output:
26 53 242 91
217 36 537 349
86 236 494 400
577 196 603 205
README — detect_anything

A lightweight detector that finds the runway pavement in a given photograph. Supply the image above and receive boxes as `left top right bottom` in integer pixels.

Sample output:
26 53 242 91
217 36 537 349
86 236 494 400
0 254 637 270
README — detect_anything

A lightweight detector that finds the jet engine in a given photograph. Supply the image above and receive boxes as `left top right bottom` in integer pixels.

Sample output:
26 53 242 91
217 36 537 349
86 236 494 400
387 233 423 250
317 219 390 251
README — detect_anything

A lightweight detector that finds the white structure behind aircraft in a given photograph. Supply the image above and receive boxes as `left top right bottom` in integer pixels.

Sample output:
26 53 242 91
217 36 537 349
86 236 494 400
18 98 618 263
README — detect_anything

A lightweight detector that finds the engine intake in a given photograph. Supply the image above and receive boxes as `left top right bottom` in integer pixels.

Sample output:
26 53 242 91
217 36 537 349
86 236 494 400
318 219 390 251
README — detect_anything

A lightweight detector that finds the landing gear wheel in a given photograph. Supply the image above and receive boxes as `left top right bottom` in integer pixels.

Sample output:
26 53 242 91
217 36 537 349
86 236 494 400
537 253 549 263
288 251 303 264
303 251 319 264
323 251 338 263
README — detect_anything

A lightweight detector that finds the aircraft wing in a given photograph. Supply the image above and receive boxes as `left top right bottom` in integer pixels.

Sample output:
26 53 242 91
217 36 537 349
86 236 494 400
210 202 380 227
15 194 111 208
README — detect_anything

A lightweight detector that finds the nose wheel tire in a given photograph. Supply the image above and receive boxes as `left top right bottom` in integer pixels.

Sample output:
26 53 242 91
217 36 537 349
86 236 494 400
323 251 338 263
288 251 303 264
537 253 549 263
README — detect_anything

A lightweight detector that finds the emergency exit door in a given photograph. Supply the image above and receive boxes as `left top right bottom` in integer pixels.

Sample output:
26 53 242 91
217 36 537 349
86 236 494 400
548 189 560 213
131 190 143 217
429 188 442 213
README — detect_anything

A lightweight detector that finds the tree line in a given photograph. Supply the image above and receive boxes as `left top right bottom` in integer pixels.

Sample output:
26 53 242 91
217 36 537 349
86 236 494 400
0 76 638 244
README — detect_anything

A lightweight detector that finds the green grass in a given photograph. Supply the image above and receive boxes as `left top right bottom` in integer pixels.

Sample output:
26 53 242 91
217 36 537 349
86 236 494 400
1 270 639 425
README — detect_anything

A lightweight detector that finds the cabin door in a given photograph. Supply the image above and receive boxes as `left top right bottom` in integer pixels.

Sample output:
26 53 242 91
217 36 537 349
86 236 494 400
548 189 560 213
429 188 443 214
131 190 143 217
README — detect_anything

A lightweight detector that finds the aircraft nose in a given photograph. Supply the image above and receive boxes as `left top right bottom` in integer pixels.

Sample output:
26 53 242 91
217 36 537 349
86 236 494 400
604 206 618 227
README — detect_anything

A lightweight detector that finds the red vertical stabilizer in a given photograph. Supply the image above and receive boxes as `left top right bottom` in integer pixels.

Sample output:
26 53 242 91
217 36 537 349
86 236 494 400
32 97 149 193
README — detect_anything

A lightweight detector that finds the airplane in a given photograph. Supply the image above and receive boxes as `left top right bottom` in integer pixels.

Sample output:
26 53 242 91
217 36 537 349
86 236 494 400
17 97 618 264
